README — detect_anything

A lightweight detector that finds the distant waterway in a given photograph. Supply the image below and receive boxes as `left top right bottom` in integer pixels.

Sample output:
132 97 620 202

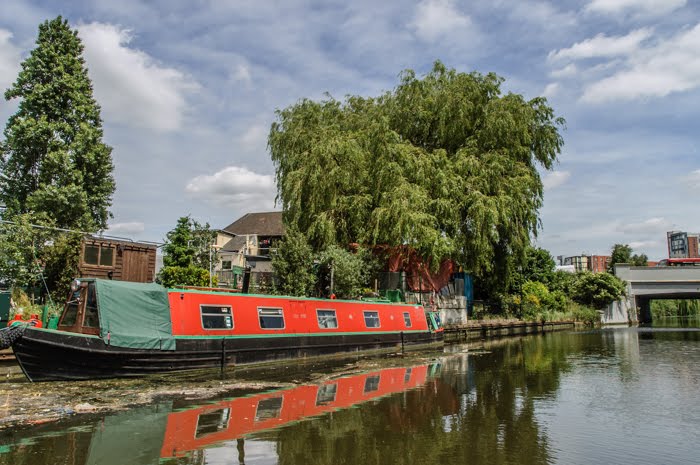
1 319 698 465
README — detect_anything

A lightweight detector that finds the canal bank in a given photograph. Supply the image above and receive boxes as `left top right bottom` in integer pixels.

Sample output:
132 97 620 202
443 320 576 342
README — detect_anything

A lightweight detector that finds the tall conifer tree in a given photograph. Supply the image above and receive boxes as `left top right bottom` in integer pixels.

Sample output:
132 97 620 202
0 16 115 231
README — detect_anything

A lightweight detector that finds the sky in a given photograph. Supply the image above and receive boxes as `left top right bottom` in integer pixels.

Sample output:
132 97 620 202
1 0 699 261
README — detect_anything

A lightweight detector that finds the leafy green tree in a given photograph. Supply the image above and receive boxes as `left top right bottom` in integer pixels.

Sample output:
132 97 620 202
608 244 648 272
159 216 215 287
162 216 196 268
317 245 376 299
0 16 115 231
269 61 564 295
512 246 556 290
0 17 116 299
609 244 633 271
570 271 626 309
271 227 316 296
0 213 53 289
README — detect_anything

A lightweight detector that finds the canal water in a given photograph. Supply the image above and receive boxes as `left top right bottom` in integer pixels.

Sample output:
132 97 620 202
1 320 698 465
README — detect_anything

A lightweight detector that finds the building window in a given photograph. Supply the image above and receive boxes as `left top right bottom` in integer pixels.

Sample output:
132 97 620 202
201 305 233 329
83 244 115 267
258 307 285 329
221 260 232 270
364 311 380 328
403 312 412 328
316 309 338 329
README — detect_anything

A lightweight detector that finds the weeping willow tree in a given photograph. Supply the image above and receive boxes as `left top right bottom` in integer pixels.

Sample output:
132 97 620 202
268 61 564 293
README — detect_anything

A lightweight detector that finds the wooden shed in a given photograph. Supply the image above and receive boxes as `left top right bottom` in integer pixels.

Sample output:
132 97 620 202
79 236 158 283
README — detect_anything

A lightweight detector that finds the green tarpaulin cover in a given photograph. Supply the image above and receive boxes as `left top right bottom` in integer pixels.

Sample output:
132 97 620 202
95 279 175 351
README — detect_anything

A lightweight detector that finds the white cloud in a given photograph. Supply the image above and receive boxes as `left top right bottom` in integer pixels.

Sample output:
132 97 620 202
240 124 268 151
106 222 145 235
409 0 472 42
0 29 21 92
682 169 700 190
629 240 658 249
548 28 652 62
543 170 570 190
77 22 199 131
616 217 672 235
185 166 277 209
585 0 686 16
542 82 560 98
231 64 252 84
550 64 578 78
581 24 700 103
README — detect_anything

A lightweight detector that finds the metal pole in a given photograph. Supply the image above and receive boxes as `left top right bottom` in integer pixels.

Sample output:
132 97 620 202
209 245 213 288
330 262 334 297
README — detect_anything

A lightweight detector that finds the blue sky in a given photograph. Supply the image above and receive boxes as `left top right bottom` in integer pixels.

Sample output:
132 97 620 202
1 0 699 260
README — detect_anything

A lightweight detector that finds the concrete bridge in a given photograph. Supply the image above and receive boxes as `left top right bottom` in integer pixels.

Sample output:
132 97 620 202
604 264 700 324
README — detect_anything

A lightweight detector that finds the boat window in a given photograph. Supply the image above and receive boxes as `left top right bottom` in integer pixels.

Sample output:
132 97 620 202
363 311 380 328
316 384 337 406
316 309 338 329
59 289 81 327
195 408 231 439
404 368 412 383
258 308 284 329
83 282 99 327
363 375 380 393
403 312 412 328
255 397 283 421
201 305 233 330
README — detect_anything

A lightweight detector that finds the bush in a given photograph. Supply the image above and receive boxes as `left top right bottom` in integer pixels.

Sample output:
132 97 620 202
569 303 601 325
157 266 215 288
570 271 626 309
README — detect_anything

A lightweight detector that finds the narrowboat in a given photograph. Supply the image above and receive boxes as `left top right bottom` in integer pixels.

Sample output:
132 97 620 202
163 363 439 458
6 278 443 381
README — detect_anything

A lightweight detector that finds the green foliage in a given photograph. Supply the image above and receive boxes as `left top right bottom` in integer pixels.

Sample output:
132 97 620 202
271 227 316 296
0 17 116 299
512 246 556 291
568 303 601 325
0 16 114 231
40 232 82 301
161 216 216 270
570 271 626 309
523 247 556 284
269 61 564 294
520 280 550 320
317 245 377 299
608 243 648 272
549 270 576 294
157 266 215 288
651 299 700 318
159 216 217 287
0 213 51 289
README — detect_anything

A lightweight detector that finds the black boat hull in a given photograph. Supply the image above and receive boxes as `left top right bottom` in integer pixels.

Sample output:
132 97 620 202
13 328 444 381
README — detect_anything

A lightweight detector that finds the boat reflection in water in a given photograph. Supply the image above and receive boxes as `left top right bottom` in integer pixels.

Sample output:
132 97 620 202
161 363 438 458
0 362 439 465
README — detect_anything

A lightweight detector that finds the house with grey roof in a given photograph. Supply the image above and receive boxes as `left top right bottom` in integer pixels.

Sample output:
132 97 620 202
214 212 284 288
